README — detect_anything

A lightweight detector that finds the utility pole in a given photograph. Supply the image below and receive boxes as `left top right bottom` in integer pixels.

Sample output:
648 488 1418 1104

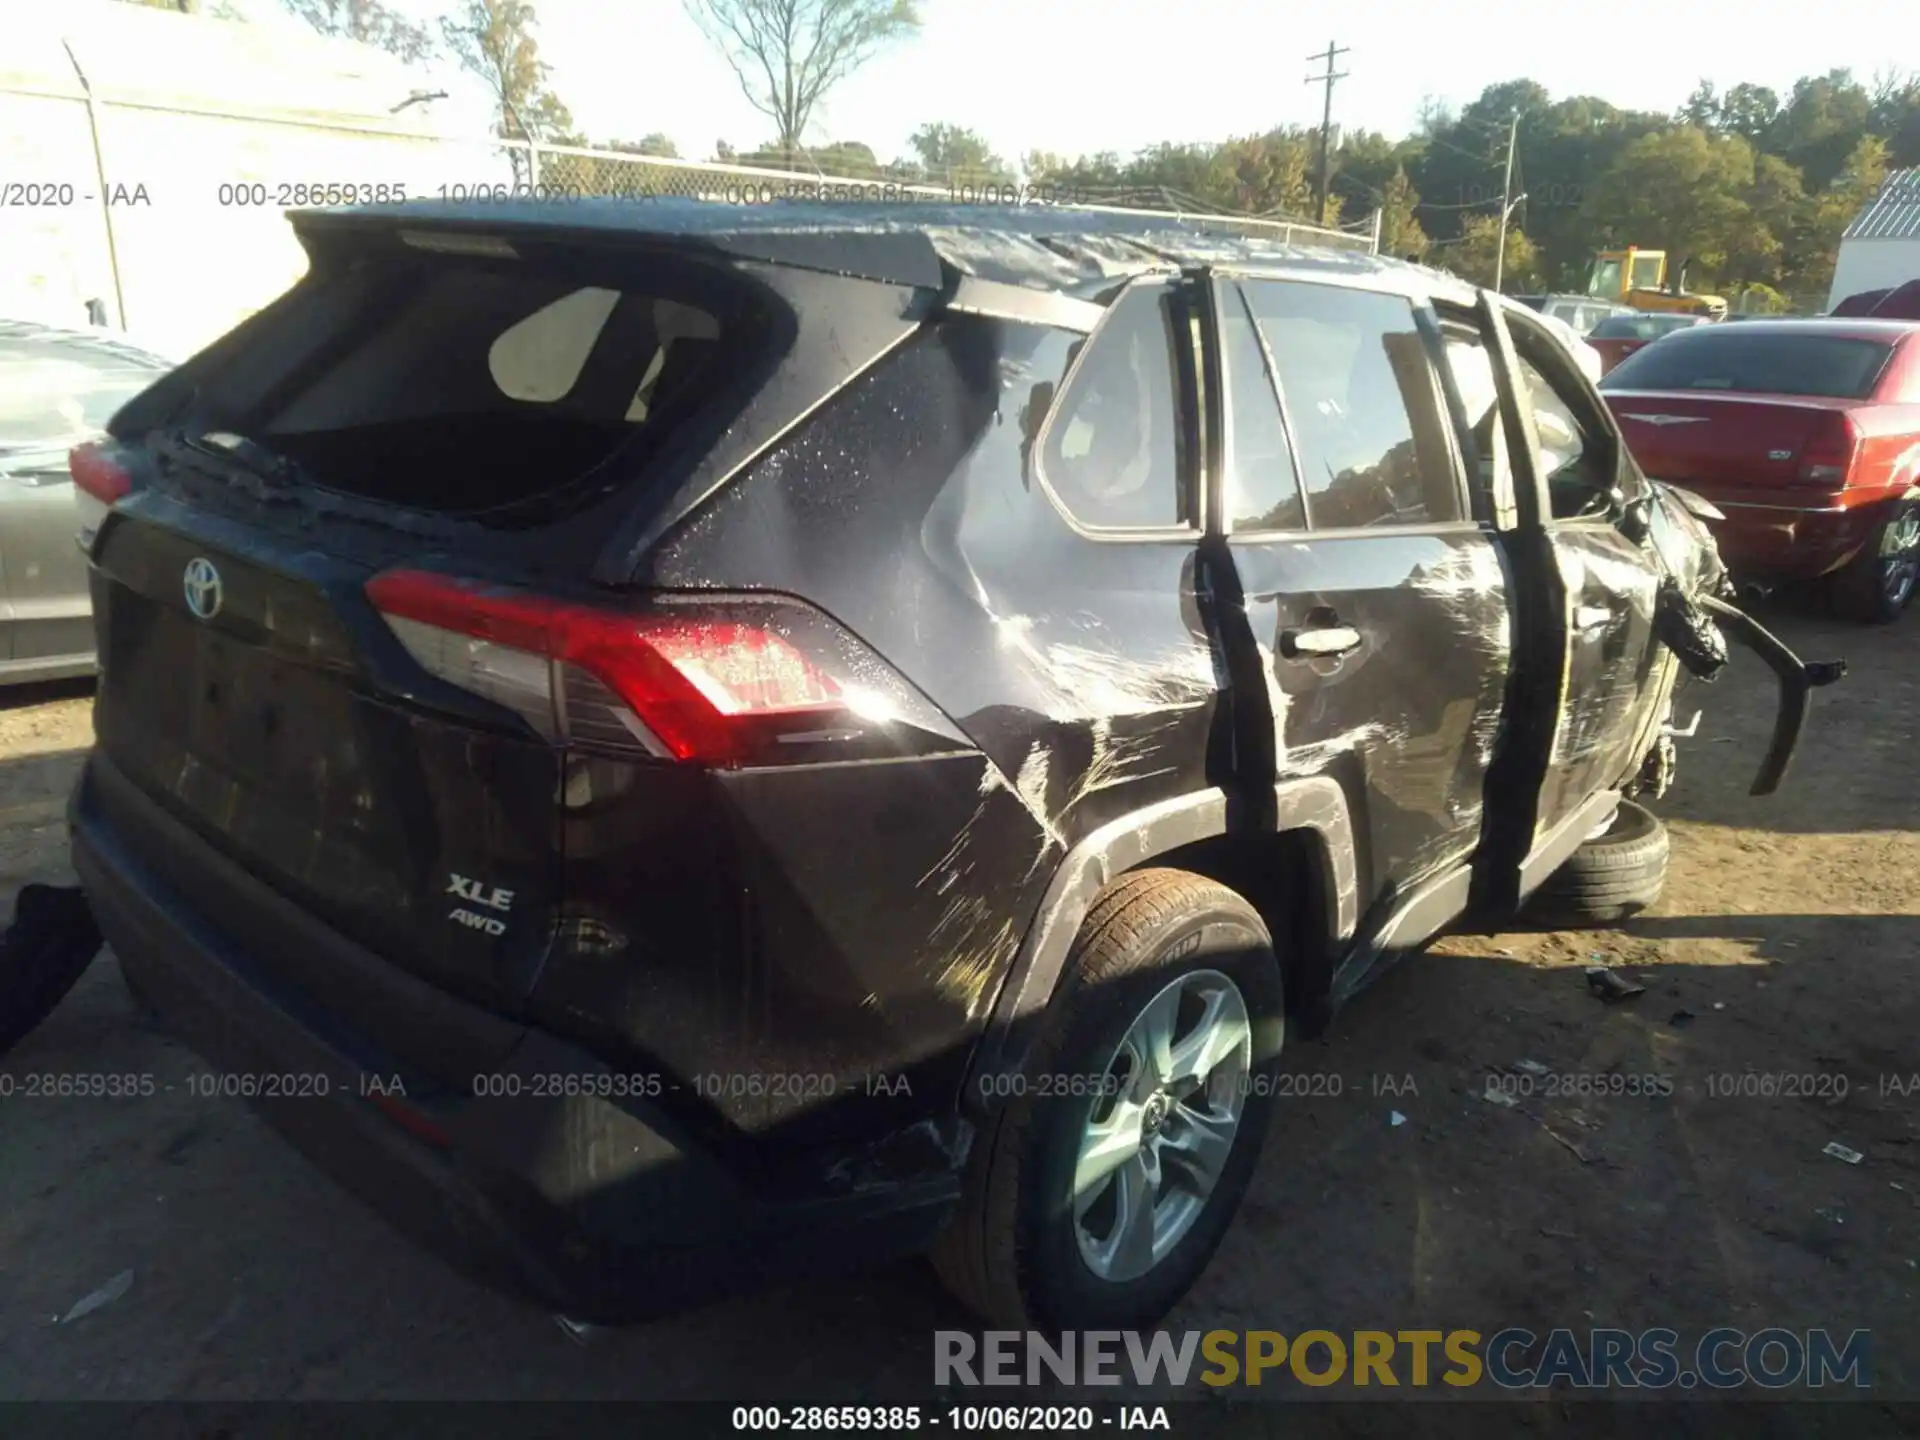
1305 41 1349 227
1493 108 1520 293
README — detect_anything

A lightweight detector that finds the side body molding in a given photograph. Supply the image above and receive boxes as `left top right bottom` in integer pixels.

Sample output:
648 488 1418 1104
962 778 1357 1117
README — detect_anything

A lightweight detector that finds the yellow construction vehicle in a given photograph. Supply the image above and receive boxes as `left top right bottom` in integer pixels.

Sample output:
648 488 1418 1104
1586 247 1728 318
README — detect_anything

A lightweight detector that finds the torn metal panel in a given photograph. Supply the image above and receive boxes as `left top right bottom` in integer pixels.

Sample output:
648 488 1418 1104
1654 577 1730 679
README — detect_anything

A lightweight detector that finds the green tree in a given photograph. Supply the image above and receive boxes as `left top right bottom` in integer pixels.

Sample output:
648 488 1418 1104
1679 80 1719 129
725 139 885 177
1583 126 1755 287
1869 70 1920 166
682 0 921 157
609 133 680 158
1208 130 1319 218
810 140 886 177
1445 215 1538 289
1723 281 1789 314
1333 128 1411 198
1723 153 1808 287
1796 135 1891 297
1376 164 1429 259
907 124 1009 181
1718 83 1782 144
1765 70 1875 190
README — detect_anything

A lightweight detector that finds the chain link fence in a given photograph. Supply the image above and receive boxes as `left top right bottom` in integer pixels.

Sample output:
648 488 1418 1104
512 139 1381 252
1 86 1378 356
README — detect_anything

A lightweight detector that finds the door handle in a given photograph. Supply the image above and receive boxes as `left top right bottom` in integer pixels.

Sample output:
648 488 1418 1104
1282 625 1363 658
1574 604 1614 633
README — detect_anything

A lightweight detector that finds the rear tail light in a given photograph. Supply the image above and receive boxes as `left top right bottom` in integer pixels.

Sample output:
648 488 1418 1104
1799 412 1860 485
70 441 133 504
70 441 134 549
364 569 965 767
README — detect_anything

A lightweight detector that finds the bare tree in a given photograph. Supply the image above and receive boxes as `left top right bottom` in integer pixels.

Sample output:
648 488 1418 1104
281 0 437 63
683 0 921 158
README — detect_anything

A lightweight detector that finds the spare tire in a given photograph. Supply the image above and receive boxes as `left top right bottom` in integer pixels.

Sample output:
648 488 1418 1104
0 885 104 1058
1528 800 1669 924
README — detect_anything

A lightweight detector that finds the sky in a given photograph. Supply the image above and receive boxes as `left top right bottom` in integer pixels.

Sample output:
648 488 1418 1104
517 0 1912 170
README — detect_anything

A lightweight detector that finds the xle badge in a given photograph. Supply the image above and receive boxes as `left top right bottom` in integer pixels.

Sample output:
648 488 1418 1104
448 874 514 936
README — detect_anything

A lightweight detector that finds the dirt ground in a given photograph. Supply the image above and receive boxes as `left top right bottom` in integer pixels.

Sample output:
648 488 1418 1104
0 605 1915 1417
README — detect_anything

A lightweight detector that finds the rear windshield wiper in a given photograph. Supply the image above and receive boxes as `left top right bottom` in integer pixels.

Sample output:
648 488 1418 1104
156 426 309 489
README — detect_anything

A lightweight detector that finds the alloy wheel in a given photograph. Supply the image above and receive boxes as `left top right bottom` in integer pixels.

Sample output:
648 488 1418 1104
1879 508 1920 610
1070 968 1252 1283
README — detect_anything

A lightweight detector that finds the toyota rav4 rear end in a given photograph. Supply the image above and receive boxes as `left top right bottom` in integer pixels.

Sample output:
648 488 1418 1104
68 205 1058 1320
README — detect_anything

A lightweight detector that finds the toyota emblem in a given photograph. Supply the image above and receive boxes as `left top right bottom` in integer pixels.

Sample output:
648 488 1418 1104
183 557 223 620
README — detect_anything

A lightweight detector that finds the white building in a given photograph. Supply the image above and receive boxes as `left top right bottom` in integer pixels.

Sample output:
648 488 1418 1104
0 0 495 359
1827 166 1920 311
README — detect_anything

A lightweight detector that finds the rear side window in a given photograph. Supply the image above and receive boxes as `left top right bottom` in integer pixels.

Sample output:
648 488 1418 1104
184 253 752 518
1242 279 1461 529
1602 331 1893 399
1041 283 1188 531
1592 314 1695 341
1220 285 1304 531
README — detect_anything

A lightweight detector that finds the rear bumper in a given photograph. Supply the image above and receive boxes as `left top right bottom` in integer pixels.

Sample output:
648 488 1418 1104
70 755 958 1323
1705 495 1894 580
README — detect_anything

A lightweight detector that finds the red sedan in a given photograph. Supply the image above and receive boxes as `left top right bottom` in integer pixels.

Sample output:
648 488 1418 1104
1586 312 1711 376
1600 318 1920 622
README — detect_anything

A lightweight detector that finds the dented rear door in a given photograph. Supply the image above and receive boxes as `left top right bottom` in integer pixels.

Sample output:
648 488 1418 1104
1217 275 1513 926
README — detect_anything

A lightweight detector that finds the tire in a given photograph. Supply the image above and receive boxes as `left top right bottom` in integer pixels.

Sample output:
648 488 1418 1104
1831 499 1920 624
931 868 1285 1330
1528 799 1668 925
0 884 105 1059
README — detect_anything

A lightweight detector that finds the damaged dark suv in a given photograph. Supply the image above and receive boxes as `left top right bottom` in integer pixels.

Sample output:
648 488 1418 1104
65 202 1836 1330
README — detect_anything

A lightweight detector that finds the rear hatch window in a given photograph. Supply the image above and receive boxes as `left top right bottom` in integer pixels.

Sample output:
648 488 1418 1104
82 238 782 1014
1602 330 1893 398
149 242 769 524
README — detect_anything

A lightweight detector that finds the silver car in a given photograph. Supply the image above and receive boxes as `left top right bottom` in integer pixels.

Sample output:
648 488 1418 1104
0 320 173 683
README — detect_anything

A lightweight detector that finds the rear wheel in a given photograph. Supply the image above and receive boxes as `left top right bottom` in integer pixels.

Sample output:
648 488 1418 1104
0 885 104 1059
931 869 1284 1330
1527 799 1669 925
1832 500 1920 624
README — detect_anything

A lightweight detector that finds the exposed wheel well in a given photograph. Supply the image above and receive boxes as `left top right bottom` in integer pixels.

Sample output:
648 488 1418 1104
1141 828 1334 1033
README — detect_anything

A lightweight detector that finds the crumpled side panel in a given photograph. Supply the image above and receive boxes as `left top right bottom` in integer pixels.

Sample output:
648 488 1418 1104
641 311 1226 1132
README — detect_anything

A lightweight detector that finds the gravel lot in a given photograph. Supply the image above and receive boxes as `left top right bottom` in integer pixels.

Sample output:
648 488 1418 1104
0 607 1915 1419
